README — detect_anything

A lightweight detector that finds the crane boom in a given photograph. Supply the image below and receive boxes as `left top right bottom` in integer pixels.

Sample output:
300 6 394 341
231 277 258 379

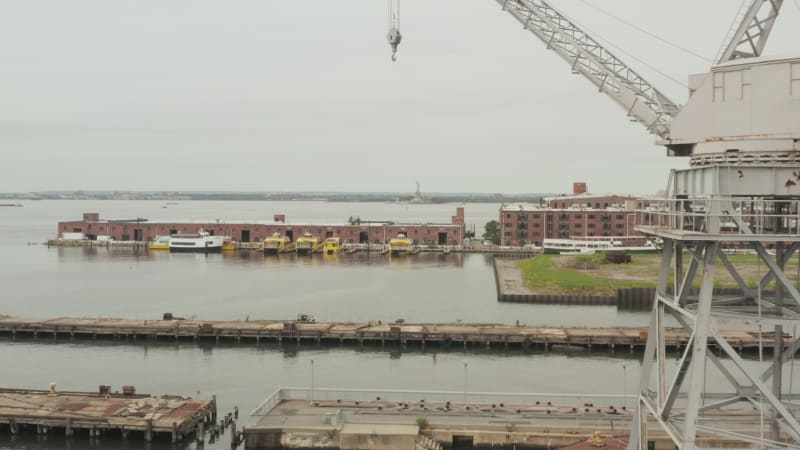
495 0 680 141
717 0 784 63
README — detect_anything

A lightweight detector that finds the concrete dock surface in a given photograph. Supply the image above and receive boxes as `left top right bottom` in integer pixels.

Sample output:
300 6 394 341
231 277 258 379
0 315 791 350
245 388 796 449
0 387 216 443
0 314 787 351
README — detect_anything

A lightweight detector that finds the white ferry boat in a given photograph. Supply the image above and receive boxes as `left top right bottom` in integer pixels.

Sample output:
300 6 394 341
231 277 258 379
168 230 224 253
543 237 661 255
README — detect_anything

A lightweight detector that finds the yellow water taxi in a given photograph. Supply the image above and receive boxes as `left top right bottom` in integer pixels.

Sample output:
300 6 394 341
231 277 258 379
389 233 413 255
149 236 171 251
264 232 292 255
222 238 239 251
323 237 342 255
295 232 322 255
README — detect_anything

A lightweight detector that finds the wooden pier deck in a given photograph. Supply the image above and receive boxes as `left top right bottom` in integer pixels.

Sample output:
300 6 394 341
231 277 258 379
0 315 787 351
0 387 216 443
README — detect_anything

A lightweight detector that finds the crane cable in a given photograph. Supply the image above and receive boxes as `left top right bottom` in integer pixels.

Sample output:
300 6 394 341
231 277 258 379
563 13 689 89
386 0 402 61
574 0 713 63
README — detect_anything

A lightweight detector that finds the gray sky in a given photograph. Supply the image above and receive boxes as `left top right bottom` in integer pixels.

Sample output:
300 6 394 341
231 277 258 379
1 0 799 194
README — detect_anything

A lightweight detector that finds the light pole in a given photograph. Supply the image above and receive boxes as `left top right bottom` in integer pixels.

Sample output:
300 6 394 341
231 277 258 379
310 359 315 405
463 361 468 405
622 364 627 409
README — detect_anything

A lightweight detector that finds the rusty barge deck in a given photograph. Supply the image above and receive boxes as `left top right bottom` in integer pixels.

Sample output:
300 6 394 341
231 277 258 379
0 315 787 351
0 387 216 443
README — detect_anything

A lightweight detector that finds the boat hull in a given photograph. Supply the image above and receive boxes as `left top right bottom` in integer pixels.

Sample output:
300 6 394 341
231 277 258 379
544 248 661 255
169 246 222 253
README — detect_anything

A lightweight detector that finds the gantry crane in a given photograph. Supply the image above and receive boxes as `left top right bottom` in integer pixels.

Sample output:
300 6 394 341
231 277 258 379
473 1 799 449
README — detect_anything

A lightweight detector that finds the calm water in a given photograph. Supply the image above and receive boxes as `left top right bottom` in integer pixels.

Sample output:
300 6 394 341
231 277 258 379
0 201 797 450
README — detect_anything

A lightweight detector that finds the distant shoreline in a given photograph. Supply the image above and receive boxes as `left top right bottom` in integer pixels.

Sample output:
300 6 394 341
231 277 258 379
0 192 550 204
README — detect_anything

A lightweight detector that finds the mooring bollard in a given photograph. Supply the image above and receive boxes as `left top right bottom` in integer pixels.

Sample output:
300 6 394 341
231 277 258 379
234 406 238 420
230 421 237 447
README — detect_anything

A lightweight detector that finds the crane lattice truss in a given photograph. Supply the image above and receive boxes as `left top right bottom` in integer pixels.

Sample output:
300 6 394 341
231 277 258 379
495 0 679 140
717 0 784 63
491 0 799 448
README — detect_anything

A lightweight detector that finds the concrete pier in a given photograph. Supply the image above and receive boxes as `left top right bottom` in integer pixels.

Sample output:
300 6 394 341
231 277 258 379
244 388 796 450
0 387 216 442
0 314 788 351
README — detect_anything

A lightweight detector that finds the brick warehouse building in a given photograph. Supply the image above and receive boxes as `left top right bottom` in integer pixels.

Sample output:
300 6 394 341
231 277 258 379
58 208 467 246
499 183 652 247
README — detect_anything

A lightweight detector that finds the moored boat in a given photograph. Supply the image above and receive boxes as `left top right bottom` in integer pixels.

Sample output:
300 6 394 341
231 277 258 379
264 232 292 255
323 237 342 255
388 233 413 256
222 238 239 251
149 236 171 250
295 232 322 255
542 237 661 255
169 230 224 253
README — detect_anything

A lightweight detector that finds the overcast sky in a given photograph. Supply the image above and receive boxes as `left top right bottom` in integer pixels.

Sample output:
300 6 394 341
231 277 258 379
1 0 799 194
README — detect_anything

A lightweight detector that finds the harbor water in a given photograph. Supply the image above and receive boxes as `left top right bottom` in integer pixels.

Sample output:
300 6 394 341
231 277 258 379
0 201 797 450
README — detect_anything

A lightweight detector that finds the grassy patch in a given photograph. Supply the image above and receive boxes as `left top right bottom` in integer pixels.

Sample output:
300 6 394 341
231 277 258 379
518 251 800 296
517 254 655 296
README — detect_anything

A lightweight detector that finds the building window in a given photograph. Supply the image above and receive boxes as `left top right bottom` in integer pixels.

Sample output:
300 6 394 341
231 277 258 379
616 215 624 220
505 231 512 236
532 214 541 219
616 223 625 229
533 223 540 228
574 223 582 228
588 223 596 229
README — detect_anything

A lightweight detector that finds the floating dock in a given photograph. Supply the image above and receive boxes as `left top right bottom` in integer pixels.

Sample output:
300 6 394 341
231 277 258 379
0 387 216 443
0 315 788 351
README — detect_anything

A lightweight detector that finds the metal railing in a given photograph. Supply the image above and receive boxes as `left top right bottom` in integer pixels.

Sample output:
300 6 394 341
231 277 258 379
637 197 800 236
250 387 634 417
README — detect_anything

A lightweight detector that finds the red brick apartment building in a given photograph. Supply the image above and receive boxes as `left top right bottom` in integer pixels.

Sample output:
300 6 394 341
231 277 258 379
499 183 651 247
58 208 467 246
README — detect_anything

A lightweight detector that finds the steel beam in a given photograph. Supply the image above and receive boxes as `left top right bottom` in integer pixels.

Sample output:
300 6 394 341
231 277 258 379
682 242 719 449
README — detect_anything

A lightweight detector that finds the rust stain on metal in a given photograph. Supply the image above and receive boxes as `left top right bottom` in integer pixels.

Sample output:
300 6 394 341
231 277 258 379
61 402 90 411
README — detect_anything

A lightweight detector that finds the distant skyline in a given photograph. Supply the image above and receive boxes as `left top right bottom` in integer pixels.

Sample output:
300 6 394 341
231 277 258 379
2 0 799 193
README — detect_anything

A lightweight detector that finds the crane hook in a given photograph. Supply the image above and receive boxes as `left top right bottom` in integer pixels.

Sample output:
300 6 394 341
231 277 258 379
387 28 402 62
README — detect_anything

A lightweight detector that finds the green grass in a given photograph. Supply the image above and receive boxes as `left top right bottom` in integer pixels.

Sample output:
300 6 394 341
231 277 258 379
518 251 800 296
517 254 655 296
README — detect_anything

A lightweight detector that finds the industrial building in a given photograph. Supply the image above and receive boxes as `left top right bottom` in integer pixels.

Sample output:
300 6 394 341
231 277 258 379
58 208 466 246
499 183 651 247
